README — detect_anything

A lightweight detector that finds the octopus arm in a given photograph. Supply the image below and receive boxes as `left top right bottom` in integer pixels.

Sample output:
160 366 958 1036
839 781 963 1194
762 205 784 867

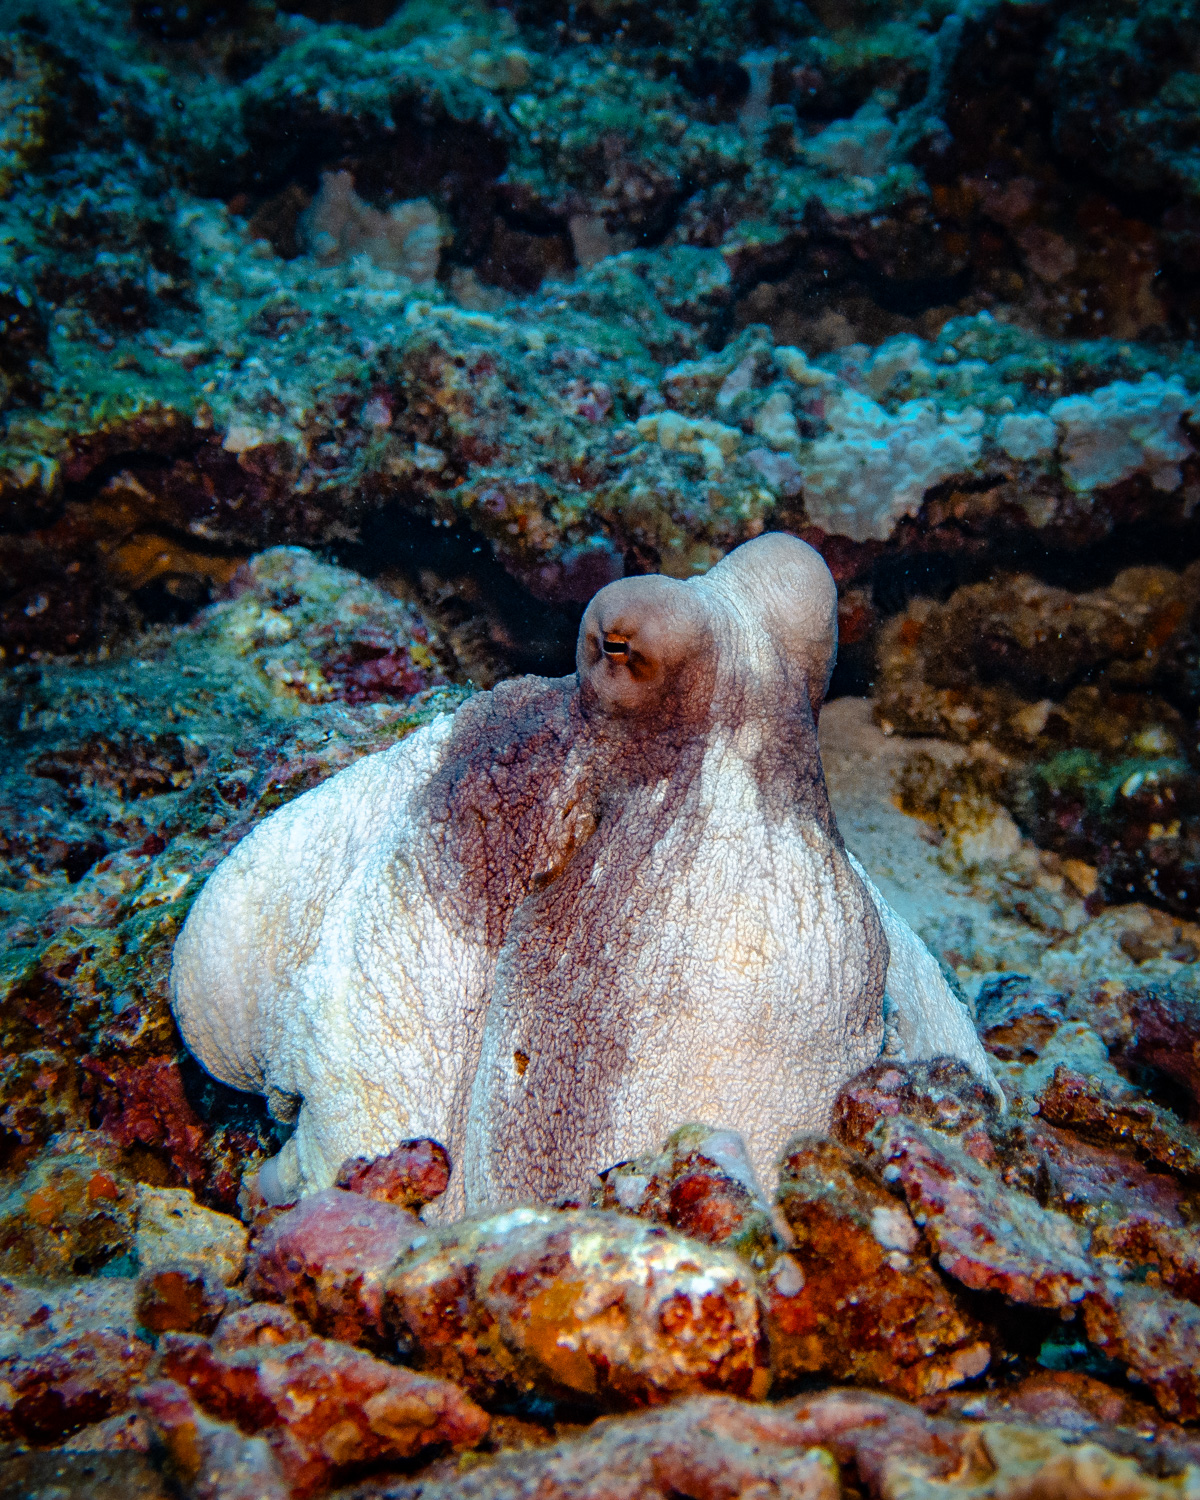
846 852 1004 1108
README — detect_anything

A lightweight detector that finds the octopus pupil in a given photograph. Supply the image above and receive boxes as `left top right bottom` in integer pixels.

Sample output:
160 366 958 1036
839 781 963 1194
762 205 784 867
602 635 629 659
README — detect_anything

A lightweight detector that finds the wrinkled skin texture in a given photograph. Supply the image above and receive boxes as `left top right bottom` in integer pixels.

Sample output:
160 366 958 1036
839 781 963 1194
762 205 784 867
171 535 998 1213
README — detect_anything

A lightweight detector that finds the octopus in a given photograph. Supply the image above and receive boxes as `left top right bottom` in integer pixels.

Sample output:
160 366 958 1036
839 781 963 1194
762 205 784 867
171 533 999 1216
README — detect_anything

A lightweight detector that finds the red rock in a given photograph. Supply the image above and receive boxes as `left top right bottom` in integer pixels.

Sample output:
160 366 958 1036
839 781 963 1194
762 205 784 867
768 1136 989 1397
335 1138 452 1211
135 1263 228 1335
385 1206 768 1410
0 1327 153 1444
873 1119 1098 1310
244 1187 421 1349
85 1055 211 1194
138 1379 289 1500
1017 1118 1191 1227
1083 980 1200 1115
157 1331 489 1498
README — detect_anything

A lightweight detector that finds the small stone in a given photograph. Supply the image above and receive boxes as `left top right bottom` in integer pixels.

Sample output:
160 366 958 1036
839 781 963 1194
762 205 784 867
136 1186 249 1286
244 1187 422 1350
385 1206 768 1410
158 1330 489 1498
334 1138 452 1211
590 1124 778 1269
135 1263 228 1335
212 1302 313 1353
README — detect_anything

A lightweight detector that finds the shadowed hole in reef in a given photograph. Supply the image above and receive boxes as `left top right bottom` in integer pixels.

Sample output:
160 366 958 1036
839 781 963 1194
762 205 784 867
339 510 582 679
1125 1064 1199 1126
179 1051 286 1144
869 513 1200 619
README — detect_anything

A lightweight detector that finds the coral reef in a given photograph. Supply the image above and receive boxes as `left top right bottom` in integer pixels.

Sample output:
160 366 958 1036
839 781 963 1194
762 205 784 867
4 0 1200 1490
5 0 1200 656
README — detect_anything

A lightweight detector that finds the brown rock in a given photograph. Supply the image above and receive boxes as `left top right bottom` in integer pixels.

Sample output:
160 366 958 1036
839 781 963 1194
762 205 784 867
0 1275 152 1445
1091 1216 1200 1303
385 1206 768 1410
244 1187 421 1349
1083 1284 1200 1421
589 1124 777 1269
365 1386 1200 1500
769 1136 989 1397
873 1119 1098 1310
832 1059 1000 1161
1036 1065 1200 1181
212 1302 313 1352
361 1395 841 1500
135 1263 229 1335
138 1379 289 1500
0 1133 138 1281
0 1327 153 1444
335 1138 452 1212
157 1330 489 1498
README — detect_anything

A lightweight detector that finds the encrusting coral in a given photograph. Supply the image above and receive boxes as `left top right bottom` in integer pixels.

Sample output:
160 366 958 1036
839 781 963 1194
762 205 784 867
170 533 997 1211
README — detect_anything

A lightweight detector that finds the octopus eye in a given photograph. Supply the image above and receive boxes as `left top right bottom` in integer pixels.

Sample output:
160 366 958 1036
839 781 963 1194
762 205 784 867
601 633 630 662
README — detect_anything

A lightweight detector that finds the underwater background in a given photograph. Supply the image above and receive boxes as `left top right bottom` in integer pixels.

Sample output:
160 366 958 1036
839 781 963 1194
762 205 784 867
5 0 1200 1493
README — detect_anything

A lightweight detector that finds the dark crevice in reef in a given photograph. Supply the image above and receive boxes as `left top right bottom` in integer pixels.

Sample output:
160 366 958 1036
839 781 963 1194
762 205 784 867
179 1051 286 1144
339 510 583 680
868 513 1200 620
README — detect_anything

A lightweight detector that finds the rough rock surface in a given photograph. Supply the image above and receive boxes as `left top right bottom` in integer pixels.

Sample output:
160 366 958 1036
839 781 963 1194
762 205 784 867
769 1134 989 1397
154 1330 489 1497
590 1124 778 1271
245 1188 423 1350
384 1206 769 1409
352 1389 1200 1500
335 1139 453 1212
